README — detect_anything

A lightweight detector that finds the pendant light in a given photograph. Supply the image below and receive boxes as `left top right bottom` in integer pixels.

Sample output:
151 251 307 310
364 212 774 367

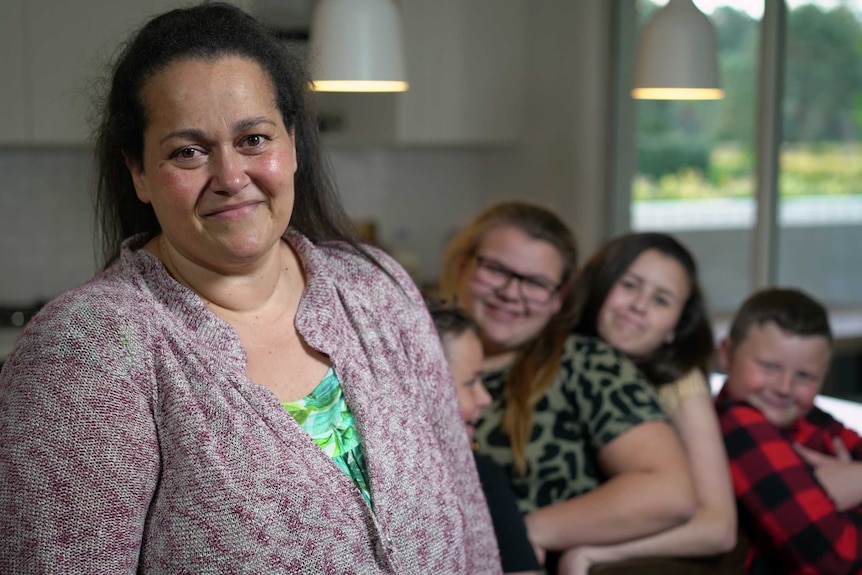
309 0 409 92
632 0 724 100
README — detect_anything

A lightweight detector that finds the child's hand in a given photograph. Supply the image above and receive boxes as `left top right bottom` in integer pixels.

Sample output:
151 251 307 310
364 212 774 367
794 437 852 466
556 546 598 575
794 438 862 510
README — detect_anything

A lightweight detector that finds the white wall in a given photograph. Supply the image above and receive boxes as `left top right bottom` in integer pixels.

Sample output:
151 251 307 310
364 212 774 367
0 148 98 304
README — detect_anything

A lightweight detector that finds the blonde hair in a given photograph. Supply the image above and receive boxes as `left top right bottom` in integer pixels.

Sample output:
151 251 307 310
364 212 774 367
440 202 579 473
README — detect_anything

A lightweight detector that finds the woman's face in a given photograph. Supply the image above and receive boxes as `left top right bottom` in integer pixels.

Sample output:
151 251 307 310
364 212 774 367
443 330 490 439
597 248 691 359
127 56 296 271
459 225 565 358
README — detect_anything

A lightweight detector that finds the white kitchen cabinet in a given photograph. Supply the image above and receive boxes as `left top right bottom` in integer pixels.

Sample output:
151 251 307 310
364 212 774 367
0 0 252 146
313 0 525 146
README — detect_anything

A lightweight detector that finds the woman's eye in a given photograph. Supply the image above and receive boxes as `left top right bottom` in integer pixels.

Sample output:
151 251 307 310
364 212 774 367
654 296 670 307
241 134 268 149
174 147 200 159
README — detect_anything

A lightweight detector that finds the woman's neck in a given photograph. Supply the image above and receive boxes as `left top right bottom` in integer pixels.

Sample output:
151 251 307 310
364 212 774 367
151 235 302 315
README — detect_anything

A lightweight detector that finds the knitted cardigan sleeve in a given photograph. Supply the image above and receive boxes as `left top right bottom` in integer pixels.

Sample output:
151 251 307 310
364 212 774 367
0 282 159 574
372 250 502 574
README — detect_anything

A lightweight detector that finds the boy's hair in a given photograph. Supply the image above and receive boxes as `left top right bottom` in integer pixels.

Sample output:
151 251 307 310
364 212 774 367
426 297 479 345
728 288 833 346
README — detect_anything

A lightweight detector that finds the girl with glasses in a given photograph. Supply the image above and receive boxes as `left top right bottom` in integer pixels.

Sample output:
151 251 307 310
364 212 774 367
440 202 695 573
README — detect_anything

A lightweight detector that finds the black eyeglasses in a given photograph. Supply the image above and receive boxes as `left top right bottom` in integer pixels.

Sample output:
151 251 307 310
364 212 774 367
473 255 561 305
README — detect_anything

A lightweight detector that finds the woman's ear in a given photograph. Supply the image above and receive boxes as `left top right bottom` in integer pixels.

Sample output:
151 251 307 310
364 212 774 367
287 128 297 176
123 152 151 204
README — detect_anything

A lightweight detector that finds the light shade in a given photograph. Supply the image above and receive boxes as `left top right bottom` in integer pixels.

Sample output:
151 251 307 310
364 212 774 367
309 0 409 92
632 0 724 100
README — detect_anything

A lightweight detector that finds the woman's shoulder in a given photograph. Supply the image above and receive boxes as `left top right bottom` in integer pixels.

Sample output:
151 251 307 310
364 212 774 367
11 246 177 361
296 233 419 305
2 270 155 386
289 233 433 346
31 260 149 330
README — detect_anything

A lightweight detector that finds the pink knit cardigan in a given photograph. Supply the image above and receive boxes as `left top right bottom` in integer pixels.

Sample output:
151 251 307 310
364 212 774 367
0 230 501 574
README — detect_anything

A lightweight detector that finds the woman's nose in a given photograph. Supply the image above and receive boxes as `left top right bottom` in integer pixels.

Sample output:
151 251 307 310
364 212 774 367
211 150 250 194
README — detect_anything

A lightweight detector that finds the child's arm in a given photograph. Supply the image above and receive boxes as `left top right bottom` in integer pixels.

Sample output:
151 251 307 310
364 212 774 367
794 438 862 510
719 401 862 574
837 421 862 460
523 420 695 552
793 406 862 511
555 386 737 575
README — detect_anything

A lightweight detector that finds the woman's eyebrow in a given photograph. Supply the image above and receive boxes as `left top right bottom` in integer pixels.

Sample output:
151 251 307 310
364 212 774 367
157 117 279 146
159 128 206 145
234 116 276 132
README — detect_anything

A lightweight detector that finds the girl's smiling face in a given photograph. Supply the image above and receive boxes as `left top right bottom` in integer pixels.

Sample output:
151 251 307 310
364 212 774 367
597 248 691 359
459 225 565 360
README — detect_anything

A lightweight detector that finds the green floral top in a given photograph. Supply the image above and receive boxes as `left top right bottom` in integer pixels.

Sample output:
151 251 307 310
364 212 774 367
282 368 372 507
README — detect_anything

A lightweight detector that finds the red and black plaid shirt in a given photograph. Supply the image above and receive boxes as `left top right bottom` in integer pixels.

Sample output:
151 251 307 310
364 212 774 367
716 387 862 575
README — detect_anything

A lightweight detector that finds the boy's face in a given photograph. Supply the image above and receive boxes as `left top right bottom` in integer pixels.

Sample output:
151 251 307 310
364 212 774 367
443 330 491 439
719 321 831 428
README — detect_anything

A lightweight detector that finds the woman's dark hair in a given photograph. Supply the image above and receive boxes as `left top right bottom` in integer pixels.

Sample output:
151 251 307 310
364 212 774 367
94 2 362 266
573 232 714 385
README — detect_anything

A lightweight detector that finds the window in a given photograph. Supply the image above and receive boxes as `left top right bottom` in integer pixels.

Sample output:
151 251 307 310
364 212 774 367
611 0 862 398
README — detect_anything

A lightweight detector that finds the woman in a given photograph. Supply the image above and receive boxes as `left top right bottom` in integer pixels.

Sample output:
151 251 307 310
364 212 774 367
560 232 737 574
0 4 499 573
427 298 540 575
439 202 696 572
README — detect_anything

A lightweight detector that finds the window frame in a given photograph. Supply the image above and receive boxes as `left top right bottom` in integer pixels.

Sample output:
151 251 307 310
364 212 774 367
607 0 786 291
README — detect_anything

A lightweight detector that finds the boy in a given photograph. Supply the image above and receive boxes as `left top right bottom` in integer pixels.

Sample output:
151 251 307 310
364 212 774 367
716 287 862 574
427 298 541 575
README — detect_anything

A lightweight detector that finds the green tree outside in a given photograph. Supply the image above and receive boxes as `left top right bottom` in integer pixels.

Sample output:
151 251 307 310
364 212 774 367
634 1 862 202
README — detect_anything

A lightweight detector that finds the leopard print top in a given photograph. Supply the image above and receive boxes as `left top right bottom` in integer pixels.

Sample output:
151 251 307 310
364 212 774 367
474 334 667 515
